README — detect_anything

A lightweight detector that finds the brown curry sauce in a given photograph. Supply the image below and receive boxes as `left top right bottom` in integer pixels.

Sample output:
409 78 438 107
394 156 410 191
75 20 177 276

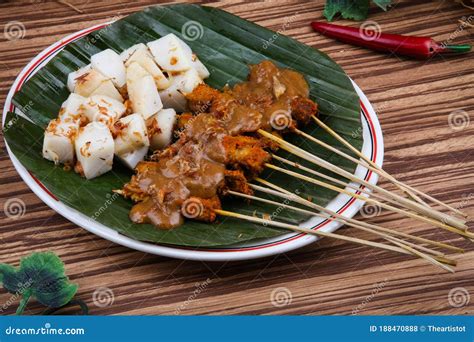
122 60 317 229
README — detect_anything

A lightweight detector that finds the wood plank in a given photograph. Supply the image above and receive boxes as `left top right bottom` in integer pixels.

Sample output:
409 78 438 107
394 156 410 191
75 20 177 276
0 0 472 315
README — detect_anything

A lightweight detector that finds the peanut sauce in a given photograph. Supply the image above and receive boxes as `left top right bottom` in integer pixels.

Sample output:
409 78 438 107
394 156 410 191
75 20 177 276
124 60 315 229
229 60 309 130
129 141 226 228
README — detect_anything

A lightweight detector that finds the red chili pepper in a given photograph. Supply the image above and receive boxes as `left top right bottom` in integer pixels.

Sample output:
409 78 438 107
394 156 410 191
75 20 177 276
311 21 471 59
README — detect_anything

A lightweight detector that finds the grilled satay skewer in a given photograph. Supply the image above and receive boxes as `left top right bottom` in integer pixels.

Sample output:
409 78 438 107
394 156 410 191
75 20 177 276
118 60 469 273
186 80 467 231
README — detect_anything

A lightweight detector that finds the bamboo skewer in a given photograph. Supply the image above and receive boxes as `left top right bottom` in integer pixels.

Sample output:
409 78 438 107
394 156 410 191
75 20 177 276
251 180 463 253
228 190 454 259
272 154 372 195
262 128 467 229
269 156 467 234
258 129 467 230
215 209 402 252
265 129 446 225
311 116 467 217
231 190 447 258
384 238 454 272
249 182 458 270
271 154 426 212
215 209 455 272
265 163 473 238
293 126 429 208
293 126 430 208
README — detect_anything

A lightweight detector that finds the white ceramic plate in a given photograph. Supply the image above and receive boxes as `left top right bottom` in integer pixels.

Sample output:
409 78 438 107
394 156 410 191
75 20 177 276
2 23 384 261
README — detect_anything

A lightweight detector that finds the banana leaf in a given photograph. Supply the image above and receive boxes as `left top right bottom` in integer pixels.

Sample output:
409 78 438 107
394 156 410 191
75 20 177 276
4 4 362 247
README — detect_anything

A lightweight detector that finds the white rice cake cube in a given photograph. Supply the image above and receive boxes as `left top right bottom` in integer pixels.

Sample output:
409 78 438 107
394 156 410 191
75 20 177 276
120 43 147 62
75 122 114 179
192 57 210 79
74 69 111 97
172 68 203 94
116 145 148 170
126 62 163 119
114 113 149 155
42 118 79 165
147 33 193 72
148 108 177 150
91 49 126 88
90 79 123 102
158 83 187 113
67 64 91 93
125 46 170 90
81 95 126 128
58 93 86 123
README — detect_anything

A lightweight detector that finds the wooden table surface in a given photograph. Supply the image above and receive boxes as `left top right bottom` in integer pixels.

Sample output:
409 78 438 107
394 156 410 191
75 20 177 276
0 0 473 315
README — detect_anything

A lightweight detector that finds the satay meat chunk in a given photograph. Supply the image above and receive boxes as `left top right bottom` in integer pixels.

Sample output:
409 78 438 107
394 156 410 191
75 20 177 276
186 84 221 113
176 112 194 131
181 196 221 223
221 135 271 175
221 169 254 196
291 96 318 126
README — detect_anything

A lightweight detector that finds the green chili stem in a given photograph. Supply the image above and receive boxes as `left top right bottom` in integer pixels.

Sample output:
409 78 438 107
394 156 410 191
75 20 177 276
442 44 472 54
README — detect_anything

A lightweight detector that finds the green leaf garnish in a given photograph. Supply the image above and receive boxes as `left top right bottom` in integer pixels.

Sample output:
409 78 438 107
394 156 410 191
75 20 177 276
324 0 392 21
0 252 78 315
324 0 370 21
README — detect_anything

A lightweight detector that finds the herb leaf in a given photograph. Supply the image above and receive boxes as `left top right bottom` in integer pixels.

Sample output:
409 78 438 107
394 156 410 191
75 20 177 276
324 0 370 21
324 0 392 21
0 252 78 315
